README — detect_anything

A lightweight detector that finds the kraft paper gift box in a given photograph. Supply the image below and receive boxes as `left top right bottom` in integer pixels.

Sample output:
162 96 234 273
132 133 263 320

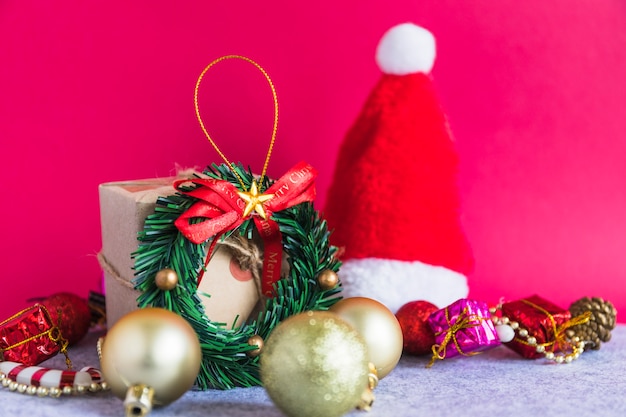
98 176 260 328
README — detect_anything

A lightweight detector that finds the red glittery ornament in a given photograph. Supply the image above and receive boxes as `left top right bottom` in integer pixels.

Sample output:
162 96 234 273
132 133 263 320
395 300 439 356
42 293 91 345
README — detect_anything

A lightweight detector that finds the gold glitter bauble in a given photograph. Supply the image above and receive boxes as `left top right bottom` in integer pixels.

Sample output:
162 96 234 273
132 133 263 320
330 297 403 379
260 311 370 417
317 269 339 290
155 268 179 291
100 308 201 415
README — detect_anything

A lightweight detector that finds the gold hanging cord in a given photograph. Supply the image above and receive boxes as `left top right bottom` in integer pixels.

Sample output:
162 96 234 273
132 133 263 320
193 55 279 190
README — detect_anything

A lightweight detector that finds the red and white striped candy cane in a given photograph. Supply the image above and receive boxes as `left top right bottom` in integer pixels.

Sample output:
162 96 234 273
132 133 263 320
0 361 108 397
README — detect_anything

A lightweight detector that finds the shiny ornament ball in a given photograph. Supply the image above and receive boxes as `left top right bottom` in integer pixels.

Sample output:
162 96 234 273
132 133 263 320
155 268 179 291
395 300 438 356
260 311 370 417
246 335 264 358
42 292 91 345
100 308 201 408
330 297 403 379
317 269 339 290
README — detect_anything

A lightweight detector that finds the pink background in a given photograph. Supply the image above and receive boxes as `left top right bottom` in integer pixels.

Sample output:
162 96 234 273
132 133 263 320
2 1 625 322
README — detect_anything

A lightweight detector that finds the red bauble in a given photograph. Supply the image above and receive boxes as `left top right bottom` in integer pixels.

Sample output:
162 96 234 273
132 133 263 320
42 293 91 345
395 300 438 356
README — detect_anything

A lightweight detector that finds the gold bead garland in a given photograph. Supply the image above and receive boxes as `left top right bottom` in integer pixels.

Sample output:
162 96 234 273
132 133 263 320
489 306 587 364
0 369 109 397
0 305 108 398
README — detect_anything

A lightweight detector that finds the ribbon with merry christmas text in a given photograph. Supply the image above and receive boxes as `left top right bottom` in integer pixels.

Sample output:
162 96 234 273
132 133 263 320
174 161 317 296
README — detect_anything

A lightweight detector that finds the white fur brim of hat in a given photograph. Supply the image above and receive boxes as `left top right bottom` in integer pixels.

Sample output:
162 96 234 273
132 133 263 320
338 258 469 313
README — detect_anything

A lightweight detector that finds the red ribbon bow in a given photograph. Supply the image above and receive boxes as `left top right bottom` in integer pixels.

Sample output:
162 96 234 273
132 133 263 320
173 161 317 296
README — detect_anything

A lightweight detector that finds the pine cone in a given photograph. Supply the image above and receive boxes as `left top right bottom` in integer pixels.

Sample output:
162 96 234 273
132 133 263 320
566 297 617 350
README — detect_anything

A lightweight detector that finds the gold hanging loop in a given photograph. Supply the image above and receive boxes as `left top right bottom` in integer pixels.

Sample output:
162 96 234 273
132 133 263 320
193 55 279 189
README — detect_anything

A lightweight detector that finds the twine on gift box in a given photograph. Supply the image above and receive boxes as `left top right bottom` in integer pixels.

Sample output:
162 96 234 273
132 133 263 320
216 235 268 302
515 298 591 353
428 306 488 367
0 304 72 369
97 239 283 306
201 235 291 303
97 252 134 290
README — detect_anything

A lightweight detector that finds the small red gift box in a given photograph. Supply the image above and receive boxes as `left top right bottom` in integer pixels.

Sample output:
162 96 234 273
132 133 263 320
427 298 501 365
0 304 67 366
501 295 571 359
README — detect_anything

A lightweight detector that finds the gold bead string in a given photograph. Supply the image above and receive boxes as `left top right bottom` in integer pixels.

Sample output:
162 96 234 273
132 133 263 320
519 299 591 352
489 303 590 364
97 336 104 361
194 55 279 190
0 370 109 397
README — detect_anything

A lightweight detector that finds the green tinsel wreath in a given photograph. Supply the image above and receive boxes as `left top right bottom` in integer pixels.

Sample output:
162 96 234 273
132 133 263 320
132 163 342 390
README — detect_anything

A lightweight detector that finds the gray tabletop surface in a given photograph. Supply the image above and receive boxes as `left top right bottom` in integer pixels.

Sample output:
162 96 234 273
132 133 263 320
2 325 625 417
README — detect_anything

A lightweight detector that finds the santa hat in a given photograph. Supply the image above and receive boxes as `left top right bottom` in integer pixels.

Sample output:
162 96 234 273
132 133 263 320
324 23 473 313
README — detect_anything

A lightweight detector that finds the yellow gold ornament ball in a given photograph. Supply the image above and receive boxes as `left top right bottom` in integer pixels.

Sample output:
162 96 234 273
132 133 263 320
330 297 403 379
260 311 370 417
155 268 179 291
100 308 201 408
317 269 339 290
246 335 264 358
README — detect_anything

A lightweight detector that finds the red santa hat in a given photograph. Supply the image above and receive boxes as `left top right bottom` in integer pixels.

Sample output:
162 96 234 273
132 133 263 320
324 23 473 313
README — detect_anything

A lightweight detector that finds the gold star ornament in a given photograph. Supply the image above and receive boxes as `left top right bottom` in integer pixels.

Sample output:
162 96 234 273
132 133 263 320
238 180 274 219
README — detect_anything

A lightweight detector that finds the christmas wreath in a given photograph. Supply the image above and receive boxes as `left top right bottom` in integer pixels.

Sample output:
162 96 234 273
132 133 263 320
132 162 342 390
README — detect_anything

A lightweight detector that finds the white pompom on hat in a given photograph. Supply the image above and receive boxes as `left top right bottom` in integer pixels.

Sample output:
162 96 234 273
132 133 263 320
375 23 436 75
324 23 473 313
